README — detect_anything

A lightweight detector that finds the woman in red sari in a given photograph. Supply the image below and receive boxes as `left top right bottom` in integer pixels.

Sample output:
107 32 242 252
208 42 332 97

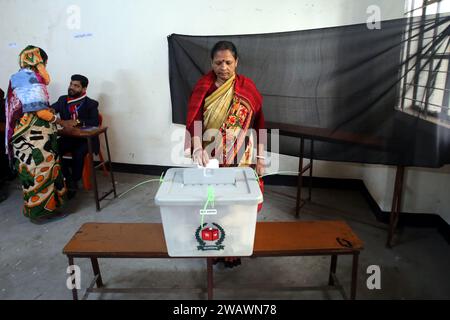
185 41 266 267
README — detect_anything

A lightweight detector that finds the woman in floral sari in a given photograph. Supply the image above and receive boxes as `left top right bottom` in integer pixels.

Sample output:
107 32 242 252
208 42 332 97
185 41 266 267
5 46 71 222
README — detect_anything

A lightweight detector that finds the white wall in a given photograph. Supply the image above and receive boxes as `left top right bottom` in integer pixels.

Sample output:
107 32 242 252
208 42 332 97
362 164 450 222
2 0 448 222
0 0 406 165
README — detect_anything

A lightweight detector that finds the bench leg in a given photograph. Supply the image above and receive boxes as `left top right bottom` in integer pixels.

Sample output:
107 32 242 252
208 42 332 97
207 258 214 300
351 252 359 300
68 256 78 300
91 257 104 288
328 255 337 286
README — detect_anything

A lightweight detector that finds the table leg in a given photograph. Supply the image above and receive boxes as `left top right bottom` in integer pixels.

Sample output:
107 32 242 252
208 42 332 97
328 254 337 286
103 129 117 198
309 140 314 201
387 165 404 248
351 252 359 300
296 138 305 218
68 256 78 300
90 258 104 288
87 137 100 211
207 258 214 300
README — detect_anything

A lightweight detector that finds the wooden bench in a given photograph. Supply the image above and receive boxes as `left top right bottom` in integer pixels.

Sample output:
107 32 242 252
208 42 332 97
63 221 363 300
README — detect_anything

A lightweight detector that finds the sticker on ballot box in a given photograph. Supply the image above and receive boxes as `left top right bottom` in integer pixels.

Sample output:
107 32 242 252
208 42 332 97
199 209 217 215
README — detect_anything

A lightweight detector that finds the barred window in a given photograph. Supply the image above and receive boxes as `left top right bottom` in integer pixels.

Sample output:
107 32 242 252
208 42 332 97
398 0 450 127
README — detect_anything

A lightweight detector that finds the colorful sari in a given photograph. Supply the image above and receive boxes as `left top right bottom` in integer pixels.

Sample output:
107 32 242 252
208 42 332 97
186 71 264 166
185 71 265 210
11 113 66 218
6 46 66 219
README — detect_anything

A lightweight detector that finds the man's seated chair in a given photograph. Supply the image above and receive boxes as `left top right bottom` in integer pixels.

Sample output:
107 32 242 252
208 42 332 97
62 113 108 191
81 113 108 190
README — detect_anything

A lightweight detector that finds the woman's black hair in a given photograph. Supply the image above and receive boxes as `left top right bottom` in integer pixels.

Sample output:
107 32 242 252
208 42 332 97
210 41 238 60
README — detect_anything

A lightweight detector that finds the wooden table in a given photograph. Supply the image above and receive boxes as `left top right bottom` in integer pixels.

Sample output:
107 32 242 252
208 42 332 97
266 121 402 248
59 126 117 211
63 221 363 300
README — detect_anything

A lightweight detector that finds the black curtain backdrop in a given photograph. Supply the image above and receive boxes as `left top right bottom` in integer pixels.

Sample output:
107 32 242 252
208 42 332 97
169 16 450 168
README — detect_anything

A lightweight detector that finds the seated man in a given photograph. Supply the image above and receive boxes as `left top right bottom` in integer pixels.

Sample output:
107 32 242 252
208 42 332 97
52 74 99 196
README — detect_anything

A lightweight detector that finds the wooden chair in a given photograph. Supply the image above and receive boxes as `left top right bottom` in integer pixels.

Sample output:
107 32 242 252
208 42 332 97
81 113 108 190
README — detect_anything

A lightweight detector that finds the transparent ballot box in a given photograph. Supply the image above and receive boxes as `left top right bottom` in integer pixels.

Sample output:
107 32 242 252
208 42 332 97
155 167 263 257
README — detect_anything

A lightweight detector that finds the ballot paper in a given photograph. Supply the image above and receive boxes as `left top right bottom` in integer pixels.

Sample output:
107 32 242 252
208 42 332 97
198 158 219 169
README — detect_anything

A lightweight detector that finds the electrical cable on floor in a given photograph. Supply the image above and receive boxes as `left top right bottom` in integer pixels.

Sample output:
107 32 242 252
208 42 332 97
118 172 166 198
260 171 305 178
117 179 161 198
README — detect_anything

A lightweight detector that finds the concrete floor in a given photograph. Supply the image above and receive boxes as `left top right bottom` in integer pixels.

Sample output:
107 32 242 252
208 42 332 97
0 171 449 300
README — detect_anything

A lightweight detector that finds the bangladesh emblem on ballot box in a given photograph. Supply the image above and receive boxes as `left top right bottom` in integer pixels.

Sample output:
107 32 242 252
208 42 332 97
195 223 226 251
